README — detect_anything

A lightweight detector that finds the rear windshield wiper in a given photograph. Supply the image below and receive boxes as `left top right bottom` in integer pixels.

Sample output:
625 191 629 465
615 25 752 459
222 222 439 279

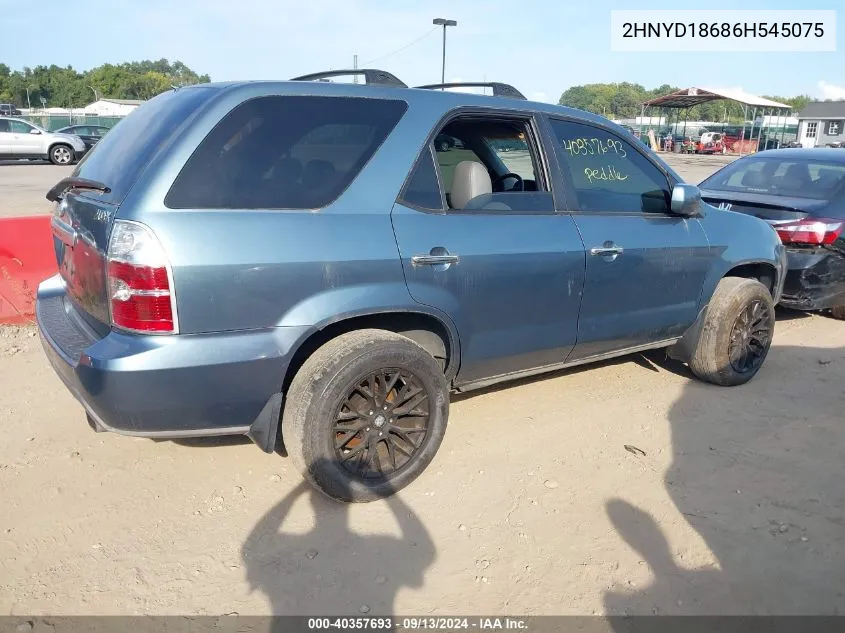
46 177 112 202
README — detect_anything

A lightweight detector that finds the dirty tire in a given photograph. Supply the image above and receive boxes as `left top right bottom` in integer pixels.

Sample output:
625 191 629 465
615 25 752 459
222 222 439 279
282 329 449 503
689 277 775 386
49 144 74 165
829 305 845 320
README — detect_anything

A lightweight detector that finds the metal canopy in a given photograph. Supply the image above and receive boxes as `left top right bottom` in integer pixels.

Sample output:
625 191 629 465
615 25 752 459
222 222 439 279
643 87 791 110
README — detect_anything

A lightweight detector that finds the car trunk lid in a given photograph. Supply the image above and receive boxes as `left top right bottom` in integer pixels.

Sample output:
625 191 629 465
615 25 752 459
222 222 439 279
701 190 831 222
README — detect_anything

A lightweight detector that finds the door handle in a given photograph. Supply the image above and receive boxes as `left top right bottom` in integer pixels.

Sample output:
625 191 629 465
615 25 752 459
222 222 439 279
51 216 78 248
411 254 459 266
590 245 624 256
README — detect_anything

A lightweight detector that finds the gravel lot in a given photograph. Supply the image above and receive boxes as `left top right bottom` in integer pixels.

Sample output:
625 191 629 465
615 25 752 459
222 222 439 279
3 153 845 618
0 161 73 218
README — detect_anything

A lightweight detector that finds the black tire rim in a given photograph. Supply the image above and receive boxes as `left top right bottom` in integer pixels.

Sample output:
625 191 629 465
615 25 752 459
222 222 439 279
728 299 773 374
333 369 431 480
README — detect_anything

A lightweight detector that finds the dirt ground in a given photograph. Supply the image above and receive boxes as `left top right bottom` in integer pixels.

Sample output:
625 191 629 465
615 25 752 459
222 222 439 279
2 153 844 617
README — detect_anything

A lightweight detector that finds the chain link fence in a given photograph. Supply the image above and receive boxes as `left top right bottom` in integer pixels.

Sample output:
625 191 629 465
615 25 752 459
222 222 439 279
19 113 124 132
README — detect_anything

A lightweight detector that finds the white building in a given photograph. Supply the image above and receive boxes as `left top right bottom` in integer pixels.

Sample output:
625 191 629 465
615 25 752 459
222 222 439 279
754 114 799 128
82 98 144 116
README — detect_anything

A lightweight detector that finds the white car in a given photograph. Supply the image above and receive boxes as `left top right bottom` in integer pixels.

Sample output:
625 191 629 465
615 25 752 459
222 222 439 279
0 117 88 165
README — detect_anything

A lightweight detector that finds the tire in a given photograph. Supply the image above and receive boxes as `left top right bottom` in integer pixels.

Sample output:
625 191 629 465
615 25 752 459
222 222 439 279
437 140 449 152
282 329 449 503
49 144 74 165
829 305 845 320
689 277 775 386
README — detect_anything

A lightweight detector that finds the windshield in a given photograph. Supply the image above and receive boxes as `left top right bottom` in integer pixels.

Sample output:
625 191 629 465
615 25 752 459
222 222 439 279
701 156 845 201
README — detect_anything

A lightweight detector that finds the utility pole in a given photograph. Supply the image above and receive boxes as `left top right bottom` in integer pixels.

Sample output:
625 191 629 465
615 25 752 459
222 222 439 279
432 18 457 86
353 54 358 83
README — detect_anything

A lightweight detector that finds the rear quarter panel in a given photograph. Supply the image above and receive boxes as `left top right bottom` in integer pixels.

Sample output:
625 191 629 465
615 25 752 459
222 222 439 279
116 84 459 337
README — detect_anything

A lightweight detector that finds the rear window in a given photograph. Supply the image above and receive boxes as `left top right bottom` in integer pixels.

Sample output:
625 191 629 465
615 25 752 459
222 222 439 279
701 157 845 201
71 87 213 204
165 95 408 210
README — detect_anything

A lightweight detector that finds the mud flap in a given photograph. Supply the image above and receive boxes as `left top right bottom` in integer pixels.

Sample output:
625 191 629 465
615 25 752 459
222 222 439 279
247 392 284 454
667 303 709 364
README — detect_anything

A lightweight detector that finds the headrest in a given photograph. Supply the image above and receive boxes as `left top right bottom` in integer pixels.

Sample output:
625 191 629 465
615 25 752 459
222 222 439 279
741 171 767 188
451 161 491 209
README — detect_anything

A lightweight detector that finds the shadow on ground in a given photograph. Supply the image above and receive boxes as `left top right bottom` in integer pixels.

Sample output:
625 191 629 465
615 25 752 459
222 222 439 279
605 344 845 616
241 460 435 622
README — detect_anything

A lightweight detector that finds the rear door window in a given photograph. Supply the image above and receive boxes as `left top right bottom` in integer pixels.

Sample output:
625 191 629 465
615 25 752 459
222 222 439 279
165 95 408 210
399 145 444 211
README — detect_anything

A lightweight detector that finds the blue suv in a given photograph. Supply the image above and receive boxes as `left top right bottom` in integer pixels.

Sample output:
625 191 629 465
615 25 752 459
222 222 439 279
37 70 786 502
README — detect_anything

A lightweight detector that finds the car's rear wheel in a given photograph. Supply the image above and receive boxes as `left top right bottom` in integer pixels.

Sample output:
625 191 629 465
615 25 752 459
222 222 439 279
689 277 775 386
282 329 449 503
49 144 74 165
829 305 845 320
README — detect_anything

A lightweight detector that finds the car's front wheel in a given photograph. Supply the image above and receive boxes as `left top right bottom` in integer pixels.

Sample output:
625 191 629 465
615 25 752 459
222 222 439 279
689 277 775 386
49 144 74 165
282 329 449 503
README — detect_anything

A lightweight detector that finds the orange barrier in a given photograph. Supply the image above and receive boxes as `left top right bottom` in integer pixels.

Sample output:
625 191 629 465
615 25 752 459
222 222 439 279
0 216 57 324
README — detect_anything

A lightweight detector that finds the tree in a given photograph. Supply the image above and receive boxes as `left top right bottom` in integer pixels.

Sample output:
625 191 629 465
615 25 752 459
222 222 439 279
0 60 211 108
559 82 813 122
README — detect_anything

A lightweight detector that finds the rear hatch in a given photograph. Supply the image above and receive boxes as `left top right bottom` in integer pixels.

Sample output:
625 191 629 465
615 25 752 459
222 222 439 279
47 87 214 333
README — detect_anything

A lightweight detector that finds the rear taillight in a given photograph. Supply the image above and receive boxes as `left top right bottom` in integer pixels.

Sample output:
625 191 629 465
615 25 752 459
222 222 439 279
106 220 178 334
772 217 844 246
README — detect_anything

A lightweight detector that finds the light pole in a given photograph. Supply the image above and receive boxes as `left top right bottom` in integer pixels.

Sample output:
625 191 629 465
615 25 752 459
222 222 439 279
26 86 33 110
88 85 99 102
432 18 457 86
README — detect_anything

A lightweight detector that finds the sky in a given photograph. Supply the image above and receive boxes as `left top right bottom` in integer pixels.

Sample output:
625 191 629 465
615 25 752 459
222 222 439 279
1 0 843 103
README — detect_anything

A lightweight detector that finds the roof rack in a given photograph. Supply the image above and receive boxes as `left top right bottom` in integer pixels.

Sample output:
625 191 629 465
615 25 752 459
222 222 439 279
290 69 407 88
414 82 526 100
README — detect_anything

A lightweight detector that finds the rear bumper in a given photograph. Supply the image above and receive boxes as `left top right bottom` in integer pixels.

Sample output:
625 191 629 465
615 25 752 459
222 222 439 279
36 274 309 451
779 247 845 311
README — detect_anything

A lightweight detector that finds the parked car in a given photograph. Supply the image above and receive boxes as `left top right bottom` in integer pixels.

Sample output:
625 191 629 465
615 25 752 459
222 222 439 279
0 117 88 164
697 132 727 155
37 72 786 503
699 148 845 317
434 133 462 151
55 124 111 150
0 103 22 116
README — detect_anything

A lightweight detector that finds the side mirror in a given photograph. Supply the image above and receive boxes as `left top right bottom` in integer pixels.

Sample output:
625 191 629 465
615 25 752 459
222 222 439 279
29 129 41 135
670 183 702 217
